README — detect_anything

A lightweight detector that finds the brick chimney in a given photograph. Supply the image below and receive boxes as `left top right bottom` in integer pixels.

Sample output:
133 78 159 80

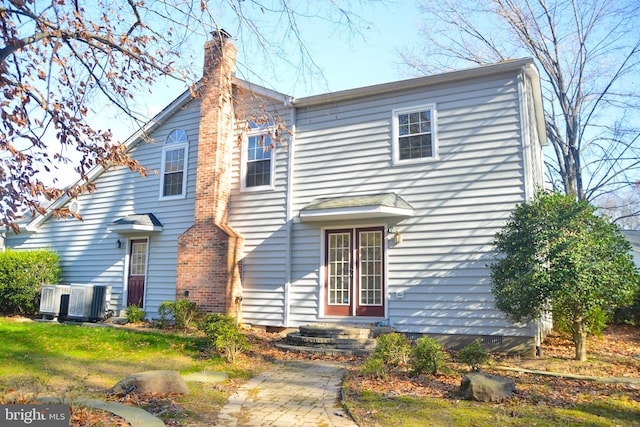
176 30 244 320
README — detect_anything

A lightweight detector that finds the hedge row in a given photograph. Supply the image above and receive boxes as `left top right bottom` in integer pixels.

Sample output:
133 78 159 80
0 249 60 315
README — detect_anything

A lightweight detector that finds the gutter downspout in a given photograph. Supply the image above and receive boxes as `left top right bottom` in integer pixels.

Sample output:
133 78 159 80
519 66 547 352
283 97 296 327
517 69 534 202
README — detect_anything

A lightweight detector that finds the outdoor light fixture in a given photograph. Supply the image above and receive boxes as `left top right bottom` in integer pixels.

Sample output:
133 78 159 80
388 227 402 245
116 239 122 249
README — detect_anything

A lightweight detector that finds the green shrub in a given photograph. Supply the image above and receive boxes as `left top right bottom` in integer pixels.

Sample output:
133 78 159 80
410 336 449 376
126 305 146 323
157 299 199 330
374 332 411 368
198 313 248 363
613 288 640 326
458 339 489 371
174 299 198 330
157 301 174 328
554 305 611 338
361 355 387 378
0 249 60 315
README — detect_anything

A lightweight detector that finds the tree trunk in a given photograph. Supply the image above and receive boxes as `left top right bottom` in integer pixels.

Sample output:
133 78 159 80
572 320 588 361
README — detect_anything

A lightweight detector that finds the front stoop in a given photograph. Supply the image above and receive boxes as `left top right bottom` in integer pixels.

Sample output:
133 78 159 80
275 324 390 356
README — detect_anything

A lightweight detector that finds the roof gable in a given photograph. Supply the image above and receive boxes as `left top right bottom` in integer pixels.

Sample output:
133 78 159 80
24 59 544 231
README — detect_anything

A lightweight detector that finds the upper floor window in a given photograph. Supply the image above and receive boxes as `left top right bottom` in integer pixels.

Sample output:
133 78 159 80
393 104 438 163
242 121 276 191
160 129 188 199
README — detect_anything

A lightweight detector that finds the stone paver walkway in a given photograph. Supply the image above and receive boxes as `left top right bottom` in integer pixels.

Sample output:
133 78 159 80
217 360 358 427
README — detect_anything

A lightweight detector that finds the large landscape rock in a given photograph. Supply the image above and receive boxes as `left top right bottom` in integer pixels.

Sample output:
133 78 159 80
459 372 515 402
111 370 189 395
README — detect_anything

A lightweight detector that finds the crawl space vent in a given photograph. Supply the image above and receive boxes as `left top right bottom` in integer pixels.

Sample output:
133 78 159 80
481 335 503 345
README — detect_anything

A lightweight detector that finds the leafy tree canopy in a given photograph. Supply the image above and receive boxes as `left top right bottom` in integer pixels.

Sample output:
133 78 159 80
490 191 639 360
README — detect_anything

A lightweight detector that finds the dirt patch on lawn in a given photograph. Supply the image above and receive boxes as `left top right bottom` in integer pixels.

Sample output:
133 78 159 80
495 324 640 378
339 324 640 410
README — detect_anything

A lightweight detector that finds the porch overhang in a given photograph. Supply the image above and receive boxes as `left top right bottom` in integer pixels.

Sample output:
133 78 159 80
299 192 414 222
108 213 163 233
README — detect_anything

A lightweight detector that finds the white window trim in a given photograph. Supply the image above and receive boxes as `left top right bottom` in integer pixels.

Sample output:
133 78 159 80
240 128 276 192
159 135 189 201
392 103 439 165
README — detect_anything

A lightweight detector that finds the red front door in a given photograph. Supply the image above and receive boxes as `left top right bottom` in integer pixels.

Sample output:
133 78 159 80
127 239 148 307
324 227 385 317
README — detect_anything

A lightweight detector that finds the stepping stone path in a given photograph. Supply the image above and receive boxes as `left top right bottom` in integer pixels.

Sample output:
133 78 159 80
217 360 358 427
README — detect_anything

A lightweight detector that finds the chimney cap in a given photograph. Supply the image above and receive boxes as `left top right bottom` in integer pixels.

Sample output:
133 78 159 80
212 28 232 40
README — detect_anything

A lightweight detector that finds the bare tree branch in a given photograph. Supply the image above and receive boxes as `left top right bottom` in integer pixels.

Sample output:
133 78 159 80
0 0 378 231
409 0 640 225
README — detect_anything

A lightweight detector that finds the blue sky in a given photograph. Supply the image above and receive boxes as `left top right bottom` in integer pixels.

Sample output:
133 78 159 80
117 1 423 135
59 1 424 186
239 1 423 97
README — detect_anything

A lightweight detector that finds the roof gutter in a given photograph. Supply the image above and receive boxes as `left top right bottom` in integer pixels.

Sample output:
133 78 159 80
293 58 537 108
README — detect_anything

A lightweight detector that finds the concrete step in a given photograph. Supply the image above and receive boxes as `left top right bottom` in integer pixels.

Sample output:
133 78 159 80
335 337 377 351
278 324 386 356
274 341 374 356
299 324 371 339
285 332 337 347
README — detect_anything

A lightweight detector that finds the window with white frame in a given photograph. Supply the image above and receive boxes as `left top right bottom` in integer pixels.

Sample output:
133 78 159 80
393 105 437 163
160 129 188 199
242 124 275 190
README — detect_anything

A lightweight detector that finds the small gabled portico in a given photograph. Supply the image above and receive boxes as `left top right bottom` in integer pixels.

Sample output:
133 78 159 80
299 193 413 319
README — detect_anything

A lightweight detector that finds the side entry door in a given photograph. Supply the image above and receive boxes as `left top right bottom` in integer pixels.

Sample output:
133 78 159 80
127 239 148 307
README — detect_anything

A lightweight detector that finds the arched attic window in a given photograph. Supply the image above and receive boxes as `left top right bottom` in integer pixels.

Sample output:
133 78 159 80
159 129 189 199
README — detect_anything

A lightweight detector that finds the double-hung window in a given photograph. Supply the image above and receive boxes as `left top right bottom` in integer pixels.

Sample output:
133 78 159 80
242 124 275 191
393 104 438 163
160 129 188 199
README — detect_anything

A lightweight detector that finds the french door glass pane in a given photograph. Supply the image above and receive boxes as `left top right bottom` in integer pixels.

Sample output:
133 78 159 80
359 231 383 305
328 233 350 305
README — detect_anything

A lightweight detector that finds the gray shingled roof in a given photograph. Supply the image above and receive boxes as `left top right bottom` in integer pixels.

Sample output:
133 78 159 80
109 213 163 227
302 193 413 212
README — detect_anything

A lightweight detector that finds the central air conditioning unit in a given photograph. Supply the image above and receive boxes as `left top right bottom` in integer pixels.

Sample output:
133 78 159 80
39 285 71 320
67 284 112 322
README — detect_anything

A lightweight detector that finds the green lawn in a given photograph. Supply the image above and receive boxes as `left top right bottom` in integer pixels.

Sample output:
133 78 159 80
2 318 638 426
344 389 640 427
0 318 252 424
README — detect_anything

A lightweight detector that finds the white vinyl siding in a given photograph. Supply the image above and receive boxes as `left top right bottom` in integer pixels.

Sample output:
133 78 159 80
6 60 544 342
288 71 533 337
7 98 201 316
229 88 290 326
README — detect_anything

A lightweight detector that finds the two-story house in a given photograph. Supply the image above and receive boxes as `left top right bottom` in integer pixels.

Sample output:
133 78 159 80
7 32 547 353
